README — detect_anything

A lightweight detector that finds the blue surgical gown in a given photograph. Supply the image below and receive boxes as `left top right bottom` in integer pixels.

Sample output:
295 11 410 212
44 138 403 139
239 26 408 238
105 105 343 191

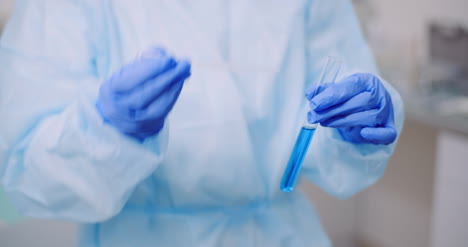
0 0 404 246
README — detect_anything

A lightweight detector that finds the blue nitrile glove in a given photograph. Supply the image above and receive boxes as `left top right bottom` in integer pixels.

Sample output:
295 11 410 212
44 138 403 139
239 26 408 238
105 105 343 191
97 47 191 140
306 73 397 145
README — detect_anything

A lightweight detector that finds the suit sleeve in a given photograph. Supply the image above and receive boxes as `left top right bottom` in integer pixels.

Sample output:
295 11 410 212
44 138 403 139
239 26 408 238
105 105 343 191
302 0 404 199
0 0 168 222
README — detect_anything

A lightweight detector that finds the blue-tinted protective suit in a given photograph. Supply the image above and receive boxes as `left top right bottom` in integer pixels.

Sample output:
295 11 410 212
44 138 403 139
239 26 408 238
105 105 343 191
0 0 404 246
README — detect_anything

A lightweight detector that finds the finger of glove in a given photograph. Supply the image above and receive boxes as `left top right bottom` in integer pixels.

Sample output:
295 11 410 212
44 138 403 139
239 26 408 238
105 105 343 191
360 126 397 145
338 127 368 143
305 83 333 100
308 91 374 123
309 75 370 111
319 109 380 128
137 76 187 121
110 49 176 92
97 83 129 122
122 60 191 109
100 77 187 125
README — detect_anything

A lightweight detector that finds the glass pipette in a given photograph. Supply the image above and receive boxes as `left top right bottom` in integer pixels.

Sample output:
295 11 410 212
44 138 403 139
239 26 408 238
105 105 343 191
280 56 343 192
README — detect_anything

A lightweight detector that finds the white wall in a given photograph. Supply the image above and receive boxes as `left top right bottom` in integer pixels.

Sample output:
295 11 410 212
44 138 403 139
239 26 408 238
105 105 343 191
0 220 77 247
369 0 468 38
355 120 438 247
431 131 468 247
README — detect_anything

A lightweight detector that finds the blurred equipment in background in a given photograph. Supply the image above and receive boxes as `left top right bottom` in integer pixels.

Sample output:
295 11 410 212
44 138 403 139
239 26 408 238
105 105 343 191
415 22 468 118
424 22 468 95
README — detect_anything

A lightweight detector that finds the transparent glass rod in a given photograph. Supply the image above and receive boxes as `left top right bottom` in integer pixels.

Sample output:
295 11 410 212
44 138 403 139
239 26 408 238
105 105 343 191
280 56 342 192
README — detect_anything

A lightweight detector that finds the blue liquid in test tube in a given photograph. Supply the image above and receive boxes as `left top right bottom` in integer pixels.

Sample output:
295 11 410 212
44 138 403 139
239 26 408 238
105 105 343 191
280 127 316 192
280 56 342 192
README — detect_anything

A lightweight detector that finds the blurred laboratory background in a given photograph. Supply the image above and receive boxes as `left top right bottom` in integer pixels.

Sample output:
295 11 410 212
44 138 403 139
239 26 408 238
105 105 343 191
1 0 467 246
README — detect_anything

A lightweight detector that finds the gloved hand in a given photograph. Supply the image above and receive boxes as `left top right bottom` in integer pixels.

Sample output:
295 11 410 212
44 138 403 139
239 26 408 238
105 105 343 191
97 47 191 140
306 73 397 145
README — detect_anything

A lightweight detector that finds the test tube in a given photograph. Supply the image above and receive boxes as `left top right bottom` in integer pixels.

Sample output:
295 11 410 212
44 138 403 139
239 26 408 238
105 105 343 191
280 56 342 192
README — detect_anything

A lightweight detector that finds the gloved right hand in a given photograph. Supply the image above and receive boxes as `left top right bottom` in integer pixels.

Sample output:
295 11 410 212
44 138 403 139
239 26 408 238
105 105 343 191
306 73 396 145
97 47 191 140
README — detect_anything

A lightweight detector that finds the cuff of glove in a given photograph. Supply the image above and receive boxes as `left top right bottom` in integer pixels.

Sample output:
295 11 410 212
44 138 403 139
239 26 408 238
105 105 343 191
139 122 169 155
94 101 166 143
93 100 168 153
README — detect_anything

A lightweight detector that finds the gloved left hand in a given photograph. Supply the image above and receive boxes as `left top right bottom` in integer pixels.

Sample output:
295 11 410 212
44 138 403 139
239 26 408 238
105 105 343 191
306 73 397 145
97 47 191 140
